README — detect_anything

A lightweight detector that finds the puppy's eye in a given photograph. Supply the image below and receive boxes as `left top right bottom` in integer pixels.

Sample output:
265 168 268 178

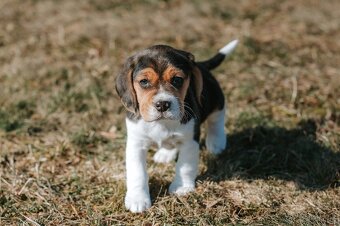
171 76 184 88
139 79 150 88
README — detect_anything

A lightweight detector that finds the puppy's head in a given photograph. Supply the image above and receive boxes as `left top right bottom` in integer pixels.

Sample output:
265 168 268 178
116 45 202 122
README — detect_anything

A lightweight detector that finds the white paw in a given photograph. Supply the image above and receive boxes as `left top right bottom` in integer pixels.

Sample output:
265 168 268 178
169 182 195 195
206 133 226 155
125 191 151 213
153 148 177 163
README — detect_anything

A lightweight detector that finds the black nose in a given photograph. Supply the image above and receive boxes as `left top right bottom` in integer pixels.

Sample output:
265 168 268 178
155 101 171 112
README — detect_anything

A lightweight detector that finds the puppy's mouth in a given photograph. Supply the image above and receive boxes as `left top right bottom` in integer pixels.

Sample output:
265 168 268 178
145 111 182 122
156 113 181 121
142 104 183 122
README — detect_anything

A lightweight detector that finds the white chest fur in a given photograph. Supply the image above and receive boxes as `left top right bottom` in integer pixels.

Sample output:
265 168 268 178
126 118 195 149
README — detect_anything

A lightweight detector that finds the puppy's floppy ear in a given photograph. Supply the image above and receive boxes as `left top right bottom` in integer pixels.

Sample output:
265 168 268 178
191 65 203 105
115 56 138 113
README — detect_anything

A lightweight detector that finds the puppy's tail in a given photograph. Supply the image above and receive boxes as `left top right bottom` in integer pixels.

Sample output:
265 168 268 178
198 39 238 70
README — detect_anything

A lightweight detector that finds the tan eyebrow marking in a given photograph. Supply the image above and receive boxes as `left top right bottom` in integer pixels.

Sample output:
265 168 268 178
163 66 185 82
134 68 159 85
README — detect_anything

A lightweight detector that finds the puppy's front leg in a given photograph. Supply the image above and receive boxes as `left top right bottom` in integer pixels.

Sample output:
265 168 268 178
125 134 151 213
169 140 199 195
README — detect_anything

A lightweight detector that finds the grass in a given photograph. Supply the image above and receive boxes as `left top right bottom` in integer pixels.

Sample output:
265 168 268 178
0 0 339 225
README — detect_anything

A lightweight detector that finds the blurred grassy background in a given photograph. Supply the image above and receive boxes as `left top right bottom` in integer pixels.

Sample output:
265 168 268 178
0 0 339 225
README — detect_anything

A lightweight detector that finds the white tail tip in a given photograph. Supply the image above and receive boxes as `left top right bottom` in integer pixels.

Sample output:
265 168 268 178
219 39 239 56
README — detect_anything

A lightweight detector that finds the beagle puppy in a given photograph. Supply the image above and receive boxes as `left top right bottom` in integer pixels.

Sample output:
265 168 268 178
116 40 238 213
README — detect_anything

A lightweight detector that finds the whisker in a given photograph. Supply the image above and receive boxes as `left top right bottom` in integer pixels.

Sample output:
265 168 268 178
173 96 198 121
183 103 197 120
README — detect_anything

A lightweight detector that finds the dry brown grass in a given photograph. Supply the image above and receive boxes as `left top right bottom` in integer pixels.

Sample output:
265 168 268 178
0 0 339 225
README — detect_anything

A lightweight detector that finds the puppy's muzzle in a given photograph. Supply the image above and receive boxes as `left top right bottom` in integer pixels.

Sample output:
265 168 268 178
149 92 181 121
155 101 171 112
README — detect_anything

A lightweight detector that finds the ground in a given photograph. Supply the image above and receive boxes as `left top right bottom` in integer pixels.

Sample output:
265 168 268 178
0 0 339 225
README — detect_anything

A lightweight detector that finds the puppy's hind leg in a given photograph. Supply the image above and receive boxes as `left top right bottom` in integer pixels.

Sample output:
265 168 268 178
205 108 227 155
153 148 177 163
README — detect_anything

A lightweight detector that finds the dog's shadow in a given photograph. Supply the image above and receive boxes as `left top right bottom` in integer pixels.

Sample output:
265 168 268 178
199 119 340 190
